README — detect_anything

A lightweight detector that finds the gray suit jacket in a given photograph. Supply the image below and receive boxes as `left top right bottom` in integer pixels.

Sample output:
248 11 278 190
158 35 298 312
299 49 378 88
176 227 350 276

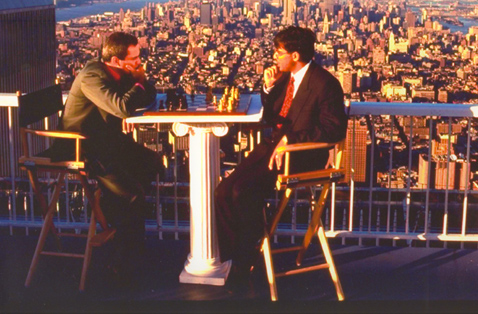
49 59 156 163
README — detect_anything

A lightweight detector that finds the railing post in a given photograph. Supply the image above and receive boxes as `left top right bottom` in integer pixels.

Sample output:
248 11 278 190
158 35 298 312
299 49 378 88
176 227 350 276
7 106 17 234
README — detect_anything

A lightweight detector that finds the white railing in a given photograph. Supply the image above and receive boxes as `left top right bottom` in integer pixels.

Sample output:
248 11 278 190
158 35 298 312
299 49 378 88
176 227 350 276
3 93 478 247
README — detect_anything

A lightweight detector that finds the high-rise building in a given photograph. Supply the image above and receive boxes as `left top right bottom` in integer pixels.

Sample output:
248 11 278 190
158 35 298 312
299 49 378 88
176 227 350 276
421 8 428 24
372 46 386 64
418 154 469 190
405 11 416 29
0 0 56 93
321 0 336 19
282 0 296 25
200 1 212 25
345 119 368 183
339 69 356 95
322 12 330 34
119 8 125 22
0 0 56 178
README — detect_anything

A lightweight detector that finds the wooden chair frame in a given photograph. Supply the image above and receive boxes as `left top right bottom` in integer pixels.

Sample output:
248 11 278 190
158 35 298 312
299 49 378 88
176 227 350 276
261 140 346 301
17 86 115 291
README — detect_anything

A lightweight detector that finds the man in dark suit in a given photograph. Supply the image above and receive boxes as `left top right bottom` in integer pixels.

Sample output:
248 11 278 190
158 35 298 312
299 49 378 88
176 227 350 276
55 32 163 284
214 26 348 285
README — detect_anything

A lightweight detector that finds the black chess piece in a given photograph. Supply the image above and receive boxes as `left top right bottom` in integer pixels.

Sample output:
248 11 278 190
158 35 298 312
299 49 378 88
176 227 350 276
180 95 188 110
206 86 213 103
159 100 165 110
167 101 174 111
166 89 178 111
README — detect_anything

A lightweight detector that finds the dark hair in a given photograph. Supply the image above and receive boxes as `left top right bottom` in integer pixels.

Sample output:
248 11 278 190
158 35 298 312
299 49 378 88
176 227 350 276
101 32 138 62
273 26 316 63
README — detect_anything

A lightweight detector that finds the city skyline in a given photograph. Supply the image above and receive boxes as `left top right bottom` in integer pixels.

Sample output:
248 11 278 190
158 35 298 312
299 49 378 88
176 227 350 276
4 0 478 253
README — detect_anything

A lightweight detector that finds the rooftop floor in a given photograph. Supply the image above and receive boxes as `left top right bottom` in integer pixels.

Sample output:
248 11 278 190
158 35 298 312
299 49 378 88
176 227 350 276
2 232 478 313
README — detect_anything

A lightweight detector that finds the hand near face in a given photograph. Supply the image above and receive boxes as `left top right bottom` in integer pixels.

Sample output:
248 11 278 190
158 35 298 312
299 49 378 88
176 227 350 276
264 65 282 89
125 64 146 84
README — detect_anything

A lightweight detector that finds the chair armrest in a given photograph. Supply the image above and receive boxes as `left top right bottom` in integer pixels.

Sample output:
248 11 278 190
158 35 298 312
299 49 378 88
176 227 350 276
23 129 87 140
20 128 87 162
278 140 344 177
240 122 271 132
277 141 340 154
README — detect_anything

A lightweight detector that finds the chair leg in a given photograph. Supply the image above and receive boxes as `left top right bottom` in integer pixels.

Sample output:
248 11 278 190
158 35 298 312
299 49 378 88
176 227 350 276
269 188 292 235
26 169 60 238
25 173 65 287
78 174 109 231
296 183 330 266
79 210 96 292
261 234 278 301
317 220 344 301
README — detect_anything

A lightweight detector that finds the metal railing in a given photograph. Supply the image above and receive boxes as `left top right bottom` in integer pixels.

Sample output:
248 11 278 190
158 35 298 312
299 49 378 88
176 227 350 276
3 92 478 247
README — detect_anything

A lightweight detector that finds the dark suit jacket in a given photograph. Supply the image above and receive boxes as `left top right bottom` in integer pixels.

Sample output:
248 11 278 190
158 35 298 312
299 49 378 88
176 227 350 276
261 61 348 173
47 59 156 164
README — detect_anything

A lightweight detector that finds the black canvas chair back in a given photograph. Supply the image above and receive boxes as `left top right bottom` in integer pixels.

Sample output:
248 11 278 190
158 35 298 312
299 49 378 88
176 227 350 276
18 84 64 128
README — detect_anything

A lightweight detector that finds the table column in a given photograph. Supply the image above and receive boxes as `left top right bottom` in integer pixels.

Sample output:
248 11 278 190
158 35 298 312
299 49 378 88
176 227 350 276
173 122 232 286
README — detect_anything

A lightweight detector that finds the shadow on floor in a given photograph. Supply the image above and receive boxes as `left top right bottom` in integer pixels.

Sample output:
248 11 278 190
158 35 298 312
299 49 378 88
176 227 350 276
2 233 478 313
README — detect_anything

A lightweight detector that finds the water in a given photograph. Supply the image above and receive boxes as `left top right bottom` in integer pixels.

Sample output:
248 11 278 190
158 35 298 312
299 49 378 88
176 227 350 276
410 5 478 34
448 18 478 34
56 0 168 22
58 0 478 33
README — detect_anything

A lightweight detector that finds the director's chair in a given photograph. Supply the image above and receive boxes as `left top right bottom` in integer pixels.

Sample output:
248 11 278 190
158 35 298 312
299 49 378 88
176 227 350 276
17 84 116 291
261 139 346 301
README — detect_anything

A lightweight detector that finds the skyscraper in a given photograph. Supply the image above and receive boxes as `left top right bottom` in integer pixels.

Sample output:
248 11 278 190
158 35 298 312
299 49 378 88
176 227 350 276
321 0 335 19
405 11 416 29
345 119 368 183
282 0 296 25
200 1 212 25
0 0 56 178
0 0 56 93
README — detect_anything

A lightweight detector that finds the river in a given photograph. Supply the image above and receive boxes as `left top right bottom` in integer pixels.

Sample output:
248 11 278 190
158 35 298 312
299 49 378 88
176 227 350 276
57 0 478 33
56 0 167 22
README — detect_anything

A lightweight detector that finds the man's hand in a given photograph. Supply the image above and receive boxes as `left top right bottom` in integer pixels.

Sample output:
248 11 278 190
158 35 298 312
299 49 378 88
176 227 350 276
264 65 282 89
268 135 288 170
125 64 146 84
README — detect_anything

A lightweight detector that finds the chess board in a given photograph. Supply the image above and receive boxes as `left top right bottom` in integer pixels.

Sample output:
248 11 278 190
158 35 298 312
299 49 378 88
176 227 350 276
142 94 252 116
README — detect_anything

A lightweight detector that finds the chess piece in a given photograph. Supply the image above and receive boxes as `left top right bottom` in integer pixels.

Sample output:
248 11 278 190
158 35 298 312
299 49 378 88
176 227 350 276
206 86 213 103
218 98 224 112
191 89 195 102
213 95 217 107
179 95 188 110
167 101 174 111
159 99 165 110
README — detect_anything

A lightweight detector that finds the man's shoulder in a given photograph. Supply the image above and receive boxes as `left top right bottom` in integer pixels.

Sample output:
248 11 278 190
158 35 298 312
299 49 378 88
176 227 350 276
309 62 342 93
85 58 105 68
80 59 106 74
309 62 332 77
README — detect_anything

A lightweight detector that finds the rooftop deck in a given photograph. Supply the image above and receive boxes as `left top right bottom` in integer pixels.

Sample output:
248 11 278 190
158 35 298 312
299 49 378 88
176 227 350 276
3 98 478 312
2 232 478 313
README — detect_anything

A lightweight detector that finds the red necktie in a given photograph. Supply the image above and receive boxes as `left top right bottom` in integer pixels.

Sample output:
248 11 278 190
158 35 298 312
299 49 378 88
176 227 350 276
277 76 294 128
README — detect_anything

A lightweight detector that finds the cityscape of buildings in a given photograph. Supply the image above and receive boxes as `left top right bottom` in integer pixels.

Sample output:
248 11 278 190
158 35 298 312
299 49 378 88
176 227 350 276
4 0 478 195
6 4 478 300
52 0 478 191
